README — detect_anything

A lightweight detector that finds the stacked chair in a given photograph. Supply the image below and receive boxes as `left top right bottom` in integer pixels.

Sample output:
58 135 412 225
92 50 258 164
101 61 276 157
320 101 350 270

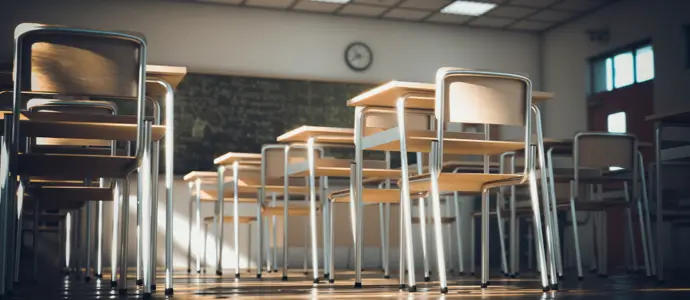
0 23 179 299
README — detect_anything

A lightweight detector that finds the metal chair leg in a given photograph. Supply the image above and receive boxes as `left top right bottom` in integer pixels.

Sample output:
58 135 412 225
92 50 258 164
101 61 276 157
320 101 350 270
110 181 122 288
418 197 431 281
398 203 406 290
215 165 226 276
118 177 130 294
528 171 551 291
624 182 638 272
569 181 584 280
233 161 240 279
428 143 448 293
480 189 490 289
496 196 509 276
32 199 40 283
187 185 193 274
453 192 464 275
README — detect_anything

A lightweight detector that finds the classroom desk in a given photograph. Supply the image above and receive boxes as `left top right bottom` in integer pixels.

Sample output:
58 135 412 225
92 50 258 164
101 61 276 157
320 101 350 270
645 109 690 282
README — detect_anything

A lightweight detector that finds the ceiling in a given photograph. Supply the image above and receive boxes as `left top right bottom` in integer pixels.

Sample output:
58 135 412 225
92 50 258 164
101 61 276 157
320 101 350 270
191 0 617 32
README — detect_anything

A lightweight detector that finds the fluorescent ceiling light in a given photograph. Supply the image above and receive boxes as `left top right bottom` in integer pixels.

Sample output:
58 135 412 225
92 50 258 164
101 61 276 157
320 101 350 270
441 0 497 16
310 0 351 3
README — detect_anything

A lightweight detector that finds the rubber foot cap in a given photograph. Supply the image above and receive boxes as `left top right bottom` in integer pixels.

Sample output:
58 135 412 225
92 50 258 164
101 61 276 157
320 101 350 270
151 284 156 291
504 272 510 277
256 274 262 279
481 283 488 289
273 269 278 273
267 270 272 273
143 292 152 300
216 271 222 276
424 276 431 282
313 278 319 284
110 281 117 288
281 276 288 281
136 279 143 286
471 272 475 276
542 286 550 292
558 275 564 280
440 287 448 294
398 284 406 290
96 274 103 279
235 273 240 279
118 289 127 295
510 274 517 278
329 279 335 284
408 285 417 293
551 284 558 290
578 276 584 281
304 272 308 275
196 270 201 274
164 288 174 296
84 276 91 283
324 273 329 280
187 269 191 274
354 282 362 288
384 275 390 279
458 272 464 276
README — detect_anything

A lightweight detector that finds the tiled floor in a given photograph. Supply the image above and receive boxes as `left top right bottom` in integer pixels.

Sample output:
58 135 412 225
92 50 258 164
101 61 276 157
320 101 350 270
9 267 690 299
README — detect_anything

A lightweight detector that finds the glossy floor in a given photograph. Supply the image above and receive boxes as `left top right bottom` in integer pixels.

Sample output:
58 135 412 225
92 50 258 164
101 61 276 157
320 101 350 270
9 267 690 299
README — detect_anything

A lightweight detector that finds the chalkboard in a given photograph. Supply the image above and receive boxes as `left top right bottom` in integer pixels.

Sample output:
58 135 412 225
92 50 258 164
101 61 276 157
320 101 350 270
172 73 375 174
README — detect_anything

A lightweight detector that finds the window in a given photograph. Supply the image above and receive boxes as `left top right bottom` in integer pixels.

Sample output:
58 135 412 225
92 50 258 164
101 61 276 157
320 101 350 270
607 111 626 171
590 42 654 94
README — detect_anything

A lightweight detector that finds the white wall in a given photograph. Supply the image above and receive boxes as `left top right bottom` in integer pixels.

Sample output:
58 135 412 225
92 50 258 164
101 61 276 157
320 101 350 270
542 0 690 138
1 0 541 85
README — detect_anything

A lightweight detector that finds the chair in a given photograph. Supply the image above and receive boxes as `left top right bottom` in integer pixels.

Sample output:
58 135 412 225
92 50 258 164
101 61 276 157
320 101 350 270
400 68 551 292
3 23 155 297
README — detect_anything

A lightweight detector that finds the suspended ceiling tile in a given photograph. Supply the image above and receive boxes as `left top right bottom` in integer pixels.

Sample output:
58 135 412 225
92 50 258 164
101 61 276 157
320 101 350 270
426 13 473 24
246 0 294 9
509 0 559 8
469 16 515 28
486 5 536 18
293 0 343 13
399 0 450 10
553 0 610 11
198 0 243 4
383 8 430 20
510 20 554 31
339 3 389 16
352 0 400 7
529 9 576 22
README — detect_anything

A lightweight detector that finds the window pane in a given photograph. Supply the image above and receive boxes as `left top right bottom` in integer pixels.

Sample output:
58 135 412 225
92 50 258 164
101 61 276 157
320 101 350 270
607 111 626 133
636 45 655 82
592 58 612 93
613 52 634 88
606 58 613 91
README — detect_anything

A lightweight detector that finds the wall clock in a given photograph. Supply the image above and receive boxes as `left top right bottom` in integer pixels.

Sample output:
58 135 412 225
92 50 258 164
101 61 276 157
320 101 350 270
344 42 373 72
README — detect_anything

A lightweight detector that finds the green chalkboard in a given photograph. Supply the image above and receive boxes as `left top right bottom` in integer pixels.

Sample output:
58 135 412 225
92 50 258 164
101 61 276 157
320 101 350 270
172 73 375 174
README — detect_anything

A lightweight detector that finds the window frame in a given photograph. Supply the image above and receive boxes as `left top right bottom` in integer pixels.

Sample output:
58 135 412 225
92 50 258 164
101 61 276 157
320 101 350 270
589 39 653 96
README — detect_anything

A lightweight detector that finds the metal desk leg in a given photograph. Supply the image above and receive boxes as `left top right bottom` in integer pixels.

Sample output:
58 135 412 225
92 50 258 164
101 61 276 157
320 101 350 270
655 123 664 282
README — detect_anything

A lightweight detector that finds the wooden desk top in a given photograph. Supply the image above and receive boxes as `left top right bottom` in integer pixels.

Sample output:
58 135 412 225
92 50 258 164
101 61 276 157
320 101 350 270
645 110 690 124
346 80 554 109
213 152 262 166
146 65 187 97
183 171 218 182
277 126 355 144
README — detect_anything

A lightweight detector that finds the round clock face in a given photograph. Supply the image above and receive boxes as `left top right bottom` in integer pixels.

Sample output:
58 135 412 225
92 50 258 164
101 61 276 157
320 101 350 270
345 42 373 72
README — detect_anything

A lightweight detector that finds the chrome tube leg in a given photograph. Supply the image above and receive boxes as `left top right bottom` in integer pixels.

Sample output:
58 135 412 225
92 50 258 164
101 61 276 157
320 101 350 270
453 192 464 275
303 221 308 275
117 177 130 294
392 100 417 292
496 195 509 277
384 203 391 278
623 182 638 272
187 184 193 274
510 180 517 277
428 141 448 293
378 203 385 273
141 122 155 297
418 197 431 282
546 149 563 279
233 161 241 279
203 223 208 273
195 179 202 274
136 171 143 286
149 141 160 291
216 165 226 276
306 137 320 283
322 178 330 280
75 208 83 279
160 81 176 296
528 169 551 291
654 124 664 282
328 199 335 283
471 216 476 276
527 222 533 270
281 146 290 281
480 189 490 289
85 200 93 282
110 181 122 288
638 152 655 276
32 199 40 283
569 181 583 280
398 202 406 290
96 198 104 279
272 193 278 273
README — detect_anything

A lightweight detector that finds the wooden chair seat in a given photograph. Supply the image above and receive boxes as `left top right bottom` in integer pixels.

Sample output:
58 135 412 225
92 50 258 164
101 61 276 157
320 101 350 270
286 157 397 178
261 205 318 216
329 188 427 204
203 216 257 224
412 217 455 224
18 153 135 178
361 127 520 155
407 172 523 193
